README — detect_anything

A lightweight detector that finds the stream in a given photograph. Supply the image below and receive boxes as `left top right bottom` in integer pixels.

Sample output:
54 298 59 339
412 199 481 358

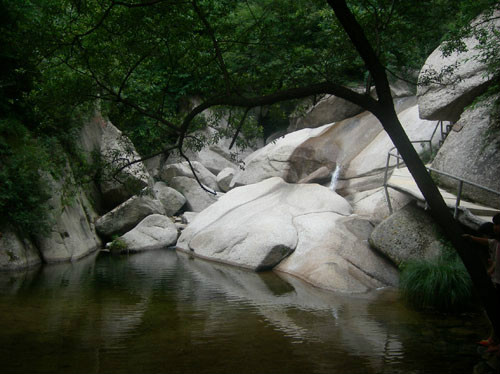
0 249 488 373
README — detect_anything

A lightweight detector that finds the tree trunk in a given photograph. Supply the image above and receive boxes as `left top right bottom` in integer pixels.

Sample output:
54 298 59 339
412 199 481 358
328 0 500 337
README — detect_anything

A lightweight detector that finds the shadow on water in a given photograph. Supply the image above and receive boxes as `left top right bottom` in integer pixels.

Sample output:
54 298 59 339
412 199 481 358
0 249 489 374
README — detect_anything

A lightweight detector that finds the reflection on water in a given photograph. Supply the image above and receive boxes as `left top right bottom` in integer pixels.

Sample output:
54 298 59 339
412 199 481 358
0 249 488 374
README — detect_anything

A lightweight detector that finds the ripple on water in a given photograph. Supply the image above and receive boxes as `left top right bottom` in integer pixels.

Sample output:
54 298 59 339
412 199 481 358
0 249 489 374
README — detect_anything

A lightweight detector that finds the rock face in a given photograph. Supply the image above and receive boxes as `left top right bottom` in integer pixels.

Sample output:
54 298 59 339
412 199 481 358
347 187 412 224
79 114 151 211
231 124 335 187
0 228 41 271
34 170 102 263
288 81 414 132
276 215 399 293
160 161 219 192
177 177 398 292
338 104 439 195
216 167 236 192
417 10 500 121
231 101 437 194
431 97 500 208
96 194 165 238
178 177 350 271
369 203 444 267
99 122 151 210
152 181 186 216
168 176 220 212
288 94 363 132
117 214 178 253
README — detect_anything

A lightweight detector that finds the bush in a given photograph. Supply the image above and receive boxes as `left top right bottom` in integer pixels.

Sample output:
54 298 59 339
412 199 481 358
108 237 128 253
399 247 476 313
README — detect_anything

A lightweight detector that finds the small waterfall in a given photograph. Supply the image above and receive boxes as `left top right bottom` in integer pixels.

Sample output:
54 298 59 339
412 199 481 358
329 164 341 191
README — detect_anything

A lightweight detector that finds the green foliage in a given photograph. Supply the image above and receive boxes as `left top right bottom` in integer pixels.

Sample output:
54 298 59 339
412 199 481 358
399 243 476 313
108 236 128 253
0 119 52 235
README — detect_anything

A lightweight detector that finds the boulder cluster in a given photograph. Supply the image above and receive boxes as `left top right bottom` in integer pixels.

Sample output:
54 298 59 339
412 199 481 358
1 15 499 294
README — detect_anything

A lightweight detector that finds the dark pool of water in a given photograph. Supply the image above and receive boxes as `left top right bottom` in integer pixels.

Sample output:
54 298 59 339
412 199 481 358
0 249 489 374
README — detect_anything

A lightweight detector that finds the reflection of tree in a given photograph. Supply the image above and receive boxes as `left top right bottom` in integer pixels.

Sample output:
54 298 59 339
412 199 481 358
0 250 485 373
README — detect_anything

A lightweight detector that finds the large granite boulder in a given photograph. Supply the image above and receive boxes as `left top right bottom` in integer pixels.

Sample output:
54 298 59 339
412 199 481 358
275 215 399 293
160 161 219 192
417 9 500 121
96 194 165 238
288 94 363 132
79 114 151 211
168 176 220 212
152 181 186 216
216 167 236 192
347 187 413 224
230 124 335 187
0 227 41 271
114 214 179 253
177 177 398 292
231 100 435 194
34 171 102 263
430 96 500 208
338 104 439 194
369 202 444 267
288 81 414 132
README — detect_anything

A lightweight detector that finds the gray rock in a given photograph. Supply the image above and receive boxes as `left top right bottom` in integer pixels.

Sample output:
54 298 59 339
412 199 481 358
347 187 412 224
0 228 41 271
298 166 333 185
34 170 102 263
79 113 151 211
160 161 219 192
152 181 186 216
276 214 399 293
168 176 220 212
216 167 236 192
417 10 500 121
99 122 151 209
288 94 363 132
116 214 178 253
96 194 165 238
431 96 500 209
178 177 398 291
369 203 444 267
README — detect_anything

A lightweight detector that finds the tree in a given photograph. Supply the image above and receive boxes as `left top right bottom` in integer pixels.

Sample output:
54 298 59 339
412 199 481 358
11 0 500 335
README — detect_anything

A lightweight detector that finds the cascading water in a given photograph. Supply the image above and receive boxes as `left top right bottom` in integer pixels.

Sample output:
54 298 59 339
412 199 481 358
329 164 341 191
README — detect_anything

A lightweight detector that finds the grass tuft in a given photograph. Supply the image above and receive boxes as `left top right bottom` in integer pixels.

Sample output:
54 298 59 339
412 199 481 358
399 248 476 313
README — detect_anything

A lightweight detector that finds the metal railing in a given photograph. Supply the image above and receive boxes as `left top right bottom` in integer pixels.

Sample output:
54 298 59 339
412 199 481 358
383 144 500 218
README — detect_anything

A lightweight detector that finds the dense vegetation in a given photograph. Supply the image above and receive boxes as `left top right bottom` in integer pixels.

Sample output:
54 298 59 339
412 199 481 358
2 0 497 236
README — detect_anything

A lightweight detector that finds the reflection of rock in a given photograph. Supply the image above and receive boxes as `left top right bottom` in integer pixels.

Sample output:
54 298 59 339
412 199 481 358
176 251 402 372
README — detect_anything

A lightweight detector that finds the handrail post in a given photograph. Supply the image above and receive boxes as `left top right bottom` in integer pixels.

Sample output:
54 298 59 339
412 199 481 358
384 153 393 214
454 180 463 219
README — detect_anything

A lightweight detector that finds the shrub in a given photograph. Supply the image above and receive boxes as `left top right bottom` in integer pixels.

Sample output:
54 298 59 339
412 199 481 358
399 247 476 313
108 237 128 253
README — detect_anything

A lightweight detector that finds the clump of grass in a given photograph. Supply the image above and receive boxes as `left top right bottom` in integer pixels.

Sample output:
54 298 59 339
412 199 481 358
399 248 476 313
108 237 128 254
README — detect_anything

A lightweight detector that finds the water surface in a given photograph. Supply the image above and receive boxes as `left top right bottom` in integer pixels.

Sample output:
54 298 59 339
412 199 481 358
0 249 488 373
